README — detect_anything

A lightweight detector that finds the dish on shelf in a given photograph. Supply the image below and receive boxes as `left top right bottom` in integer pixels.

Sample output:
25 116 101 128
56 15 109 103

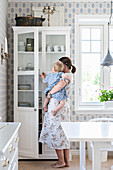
39 97 42 101
18 84 31 90
25 67 34 71
18 102 31 107
18 41 25 51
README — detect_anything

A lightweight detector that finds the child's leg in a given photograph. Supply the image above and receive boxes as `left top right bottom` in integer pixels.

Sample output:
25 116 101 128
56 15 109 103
43 97 50 112
52 100 65 116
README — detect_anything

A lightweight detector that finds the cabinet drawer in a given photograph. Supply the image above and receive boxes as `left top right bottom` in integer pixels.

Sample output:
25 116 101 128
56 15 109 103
1 150 10 170
8 132 19 163
11 148 18 170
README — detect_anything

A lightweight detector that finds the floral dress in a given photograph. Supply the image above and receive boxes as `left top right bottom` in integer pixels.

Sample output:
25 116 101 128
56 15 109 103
39 73 72 149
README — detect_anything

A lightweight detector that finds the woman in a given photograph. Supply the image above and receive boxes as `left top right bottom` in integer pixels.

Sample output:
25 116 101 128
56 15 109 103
39 57 76 168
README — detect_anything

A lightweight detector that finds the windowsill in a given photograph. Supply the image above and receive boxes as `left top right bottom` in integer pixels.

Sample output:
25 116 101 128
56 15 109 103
75 108 113 114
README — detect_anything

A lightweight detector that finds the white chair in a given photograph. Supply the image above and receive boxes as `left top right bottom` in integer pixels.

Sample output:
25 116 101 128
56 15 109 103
88 118 113 163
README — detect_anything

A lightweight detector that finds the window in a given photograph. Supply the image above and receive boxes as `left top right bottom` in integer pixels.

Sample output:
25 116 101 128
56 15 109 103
80 26 102 102
110 28 113 87
75 15 112 109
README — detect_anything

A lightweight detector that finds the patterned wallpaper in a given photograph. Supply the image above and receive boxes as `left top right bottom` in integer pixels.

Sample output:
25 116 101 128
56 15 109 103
0 0 8 122
7 1 113 151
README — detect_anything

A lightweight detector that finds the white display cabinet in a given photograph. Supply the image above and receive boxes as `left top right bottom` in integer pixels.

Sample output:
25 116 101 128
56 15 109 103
13 26 71 159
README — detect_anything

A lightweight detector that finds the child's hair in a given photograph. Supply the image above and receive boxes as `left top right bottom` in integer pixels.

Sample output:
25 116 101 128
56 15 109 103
53 61 64 72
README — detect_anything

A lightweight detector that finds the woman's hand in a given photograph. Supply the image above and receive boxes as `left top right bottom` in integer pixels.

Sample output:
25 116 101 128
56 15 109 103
47 92 51 99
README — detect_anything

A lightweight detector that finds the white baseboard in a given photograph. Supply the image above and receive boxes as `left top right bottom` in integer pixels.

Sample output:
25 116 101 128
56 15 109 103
71 150 113 156
71 150 88 156
108 151 113 156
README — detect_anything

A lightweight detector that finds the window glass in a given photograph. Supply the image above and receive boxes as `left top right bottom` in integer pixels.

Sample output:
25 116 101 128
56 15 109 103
80 27 102 102
81 28 90 40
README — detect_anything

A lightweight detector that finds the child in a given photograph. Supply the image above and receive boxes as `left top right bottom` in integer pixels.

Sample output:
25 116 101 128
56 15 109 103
41 61 71 116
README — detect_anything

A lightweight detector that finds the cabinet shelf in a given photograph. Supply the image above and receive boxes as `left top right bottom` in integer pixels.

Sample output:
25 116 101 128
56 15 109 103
38 52 66 54
18 90 34 92
46 51 66 54
18 51 34 54
17 71 35 75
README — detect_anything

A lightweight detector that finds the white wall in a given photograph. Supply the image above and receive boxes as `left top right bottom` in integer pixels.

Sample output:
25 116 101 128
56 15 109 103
0 0 8 122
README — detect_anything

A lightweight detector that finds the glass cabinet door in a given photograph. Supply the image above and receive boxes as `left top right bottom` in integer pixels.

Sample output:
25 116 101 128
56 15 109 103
45 34 66 73
17 32 36 108
18 32 34 71
18 75 34 107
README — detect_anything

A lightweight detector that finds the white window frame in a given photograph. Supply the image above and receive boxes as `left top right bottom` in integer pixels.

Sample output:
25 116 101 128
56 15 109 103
75 15 112 111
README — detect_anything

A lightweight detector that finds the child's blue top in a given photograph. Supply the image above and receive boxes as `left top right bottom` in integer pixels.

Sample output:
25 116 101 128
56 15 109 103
43 72 67 102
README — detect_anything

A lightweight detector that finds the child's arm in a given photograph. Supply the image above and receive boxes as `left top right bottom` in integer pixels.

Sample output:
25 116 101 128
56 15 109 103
62 73 71 84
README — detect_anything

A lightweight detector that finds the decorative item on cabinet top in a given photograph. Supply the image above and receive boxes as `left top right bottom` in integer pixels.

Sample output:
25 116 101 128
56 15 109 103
42 6 56 26
32 6 64 26
15 14 45 26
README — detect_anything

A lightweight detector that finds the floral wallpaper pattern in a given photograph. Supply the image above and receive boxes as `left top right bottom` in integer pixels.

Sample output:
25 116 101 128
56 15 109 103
7 1 113 150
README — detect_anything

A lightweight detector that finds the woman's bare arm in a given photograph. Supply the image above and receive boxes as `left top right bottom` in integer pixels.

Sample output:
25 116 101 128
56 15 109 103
62 73 71 84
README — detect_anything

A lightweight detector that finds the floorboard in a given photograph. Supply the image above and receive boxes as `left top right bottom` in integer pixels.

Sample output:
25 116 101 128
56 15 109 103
18 155 113 170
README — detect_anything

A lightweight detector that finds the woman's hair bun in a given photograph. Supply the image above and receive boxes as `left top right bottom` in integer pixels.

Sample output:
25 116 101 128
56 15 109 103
71 65 76 74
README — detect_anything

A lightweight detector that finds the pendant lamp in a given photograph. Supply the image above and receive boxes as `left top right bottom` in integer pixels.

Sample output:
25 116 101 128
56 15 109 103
101 1 113 66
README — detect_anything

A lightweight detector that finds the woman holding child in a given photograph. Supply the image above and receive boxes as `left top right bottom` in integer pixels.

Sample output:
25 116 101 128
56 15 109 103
39 57 76 168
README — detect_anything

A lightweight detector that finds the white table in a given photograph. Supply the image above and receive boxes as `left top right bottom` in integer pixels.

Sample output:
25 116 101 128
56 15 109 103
61 122 113 170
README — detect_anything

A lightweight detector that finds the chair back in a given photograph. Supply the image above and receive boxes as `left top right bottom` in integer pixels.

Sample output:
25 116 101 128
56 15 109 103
89 118 113 122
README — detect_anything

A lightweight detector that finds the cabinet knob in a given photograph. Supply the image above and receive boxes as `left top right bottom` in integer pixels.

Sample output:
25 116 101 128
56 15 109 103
3 157 9 167
9 146 15 152
34 108 37 111
15 136 19 143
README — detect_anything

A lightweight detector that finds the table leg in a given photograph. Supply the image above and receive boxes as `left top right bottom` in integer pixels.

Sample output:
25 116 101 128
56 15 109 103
92 142 101 170
80 141 86 170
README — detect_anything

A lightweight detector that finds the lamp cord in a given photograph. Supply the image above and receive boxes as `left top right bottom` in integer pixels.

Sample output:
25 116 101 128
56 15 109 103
108 1 112 49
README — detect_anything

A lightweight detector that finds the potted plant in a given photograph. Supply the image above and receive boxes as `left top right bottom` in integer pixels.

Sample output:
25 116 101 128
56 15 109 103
98 89 113 108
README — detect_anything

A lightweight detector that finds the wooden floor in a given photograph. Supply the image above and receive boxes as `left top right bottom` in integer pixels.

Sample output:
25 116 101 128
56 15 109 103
19 155 113 170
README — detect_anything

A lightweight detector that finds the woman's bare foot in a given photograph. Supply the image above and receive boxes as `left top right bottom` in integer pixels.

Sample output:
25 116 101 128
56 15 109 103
43 106 48 112
65 162 70 167
52 109 57 116
51 161 66 168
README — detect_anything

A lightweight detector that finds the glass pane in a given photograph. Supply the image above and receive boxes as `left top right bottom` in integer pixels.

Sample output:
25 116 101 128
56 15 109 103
82 54 100 102
91 41 101 52
82 41 90 52
18 32 34 71
91 29 101 40
39 32 42 52
18 75 34 107
81 28 90 40
18 53 34 71
46 53 66 73
46 35 66 52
